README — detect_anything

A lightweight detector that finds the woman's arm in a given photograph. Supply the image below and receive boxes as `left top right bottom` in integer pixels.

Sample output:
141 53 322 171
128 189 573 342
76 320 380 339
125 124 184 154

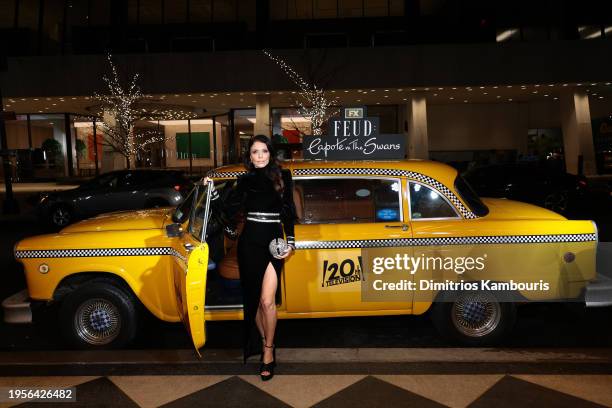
280 170 297 250
207 175 247 239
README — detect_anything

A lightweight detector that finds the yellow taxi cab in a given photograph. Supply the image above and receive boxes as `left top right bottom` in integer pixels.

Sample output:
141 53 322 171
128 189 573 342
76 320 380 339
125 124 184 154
3 160 608 351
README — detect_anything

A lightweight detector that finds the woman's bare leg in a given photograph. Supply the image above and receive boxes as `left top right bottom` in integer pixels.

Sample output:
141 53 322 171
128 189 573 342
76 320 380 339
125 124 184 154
255 307 265 344
259 262 278 373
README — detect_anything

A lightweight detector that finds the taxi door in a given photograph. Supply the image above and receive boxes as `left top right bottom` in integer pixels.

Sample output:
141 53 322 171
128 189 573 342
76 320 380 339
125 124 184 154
170 181 212 355
286 176 413 313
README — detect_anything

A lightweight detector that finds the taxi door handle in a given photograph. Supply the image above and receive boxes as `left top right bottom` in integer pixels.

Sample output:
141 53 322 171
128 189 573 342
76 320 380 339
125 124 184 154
183 243 194 252
385 224 409 231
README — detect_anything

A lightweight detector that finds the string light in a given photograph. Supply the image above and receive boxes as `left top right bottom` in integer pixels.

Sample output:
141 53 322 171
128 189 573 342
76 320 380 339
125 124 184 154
263 49 338 136
93 54 198 167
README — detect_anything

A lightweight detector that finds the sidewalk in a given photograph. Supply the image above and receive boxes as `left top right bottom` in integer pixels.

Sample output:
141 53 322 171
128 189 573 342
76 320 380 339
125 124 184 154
1 348 611 407
0 183 79 193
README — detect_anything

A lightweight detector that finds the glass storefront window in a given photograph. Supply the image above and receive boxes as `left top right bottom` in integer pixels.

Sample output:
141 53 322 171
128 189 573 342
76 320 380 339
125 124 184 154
140 119 217 173
73 118 103 176
5 114 68 179
234 109 255 162
271 108 310 160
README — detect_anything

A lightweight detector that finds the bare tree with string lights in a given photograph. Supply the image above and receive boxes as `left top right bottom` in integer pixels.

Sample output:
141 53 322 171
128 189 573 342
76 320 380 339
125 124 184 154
263 49 339 137
94 54 197 168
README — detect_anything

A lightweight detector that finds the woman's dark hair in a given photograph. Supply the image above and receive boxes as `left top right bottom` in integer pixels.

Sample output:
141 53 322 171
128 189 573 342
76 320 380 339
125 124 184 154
244 134 284 194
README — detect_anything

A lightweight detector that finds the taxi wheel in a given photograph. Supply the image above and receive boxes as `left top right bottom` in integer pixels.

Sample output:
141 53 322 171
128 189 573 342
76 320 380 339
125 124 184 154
431 291 516 346
59 280 139 349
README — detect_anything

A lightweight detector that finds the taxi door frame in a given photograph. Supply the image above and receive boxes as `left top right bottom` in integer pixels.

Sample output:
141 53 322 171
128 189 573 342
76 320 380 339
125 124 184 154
171 180 213 355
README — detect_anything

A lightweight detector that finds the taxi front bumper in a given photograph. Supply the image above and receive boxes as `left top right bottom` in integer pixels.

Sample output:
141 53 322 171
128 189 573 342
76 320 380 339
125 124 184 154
585 274 612 307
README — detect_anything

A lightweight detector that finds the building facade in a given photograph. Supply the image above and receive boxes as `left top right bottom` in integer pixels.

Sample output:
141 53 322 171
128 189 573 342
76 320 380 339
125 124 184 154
1 0 612 180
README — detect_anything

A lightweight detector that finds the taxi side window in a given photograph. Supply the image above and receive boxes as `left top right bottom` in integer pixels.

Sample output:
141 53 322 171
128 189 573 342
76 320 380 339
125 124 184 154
295 178 402 224
409 182 459 219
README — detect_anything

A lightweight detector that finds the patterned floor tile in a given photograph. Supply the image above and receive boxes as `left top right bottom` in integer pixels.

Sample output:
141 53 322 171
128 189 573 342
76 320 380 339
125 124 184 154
241 375 366 408
468 375 607 408
312 376 448 408
514 375 612 408
110 375 231 408
12 377 139 408
159 376 291 408
376 375 504 408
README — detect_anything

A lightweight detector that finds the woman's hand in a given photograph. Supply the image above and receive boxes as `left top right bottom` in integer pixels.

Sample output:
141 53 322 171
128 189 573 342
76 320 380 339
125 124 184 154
273 245 294 259
202 176 212 184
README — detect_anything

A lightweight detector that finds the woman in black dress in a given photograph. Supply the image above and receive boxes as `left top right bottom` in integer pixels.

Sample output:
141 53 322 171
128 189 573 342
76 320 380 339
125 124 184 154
206 135 296 381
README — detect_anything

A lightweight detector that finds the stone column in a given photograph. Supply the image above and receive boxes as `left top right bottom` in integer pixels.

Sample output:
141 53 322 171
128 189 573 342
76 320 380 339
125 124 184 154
560 90 597 175
255 94 271 137
403 94 429 159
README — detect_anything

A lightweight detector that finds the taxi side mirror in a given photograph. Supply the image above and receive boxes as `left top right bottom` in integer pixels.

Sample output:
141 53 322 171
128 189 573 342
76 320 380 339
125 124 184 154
165 223 183 238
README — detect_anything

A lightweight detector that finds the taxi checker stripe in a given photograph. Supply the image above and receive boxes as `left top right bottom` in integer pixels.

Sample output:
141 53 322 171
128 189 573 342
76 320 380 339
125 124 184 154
15 247 186 262
295 233 597 250
208 168 477 219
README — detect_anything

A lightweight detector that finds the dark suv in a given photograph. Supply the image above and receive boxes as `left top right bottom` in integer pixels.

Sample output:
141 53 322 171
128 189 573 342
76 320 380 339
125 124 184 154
38 169 193 227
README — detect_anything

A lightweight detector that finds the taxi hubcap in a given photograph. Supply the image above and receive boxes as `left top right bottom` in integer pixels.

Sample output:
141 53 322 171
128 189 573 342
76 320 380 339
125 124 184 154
75 299 121 345
451 293 501 338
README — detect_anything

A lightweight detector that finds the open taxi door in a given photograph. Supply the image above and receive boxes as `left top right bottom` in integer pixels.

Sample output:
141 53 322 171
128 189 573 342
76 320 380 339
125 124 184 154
172 180 213 356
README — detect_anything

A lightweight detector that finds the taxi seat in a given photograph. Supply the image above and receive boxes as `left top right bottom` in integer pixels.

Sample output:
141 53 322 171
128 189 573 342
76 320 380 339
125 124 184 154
218 244 240 280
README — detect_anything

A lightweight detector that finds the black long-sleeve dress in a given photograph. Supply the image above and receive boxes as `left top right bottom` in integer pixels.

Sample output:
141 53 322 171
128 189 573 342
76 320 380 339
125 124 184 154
211 166 296 360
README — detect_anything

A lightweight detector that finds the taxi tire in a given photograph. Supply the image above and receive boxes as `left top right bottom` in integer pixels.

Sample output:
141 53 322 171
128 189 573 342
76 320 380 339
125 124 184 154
59 280 139 349
430 291 517 346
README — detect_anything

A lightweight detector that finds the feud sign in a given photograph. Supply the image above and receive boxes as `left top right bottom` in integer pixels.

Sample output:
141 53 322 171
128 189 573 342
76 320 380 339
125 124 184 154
302 107 405 160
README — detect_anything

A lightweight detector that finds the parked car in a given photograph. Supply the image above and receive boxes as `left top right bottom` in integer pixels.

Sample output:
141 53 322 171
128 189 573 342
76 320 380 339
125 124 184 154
37 169 193 227
4 160 608 351
462 163 588 215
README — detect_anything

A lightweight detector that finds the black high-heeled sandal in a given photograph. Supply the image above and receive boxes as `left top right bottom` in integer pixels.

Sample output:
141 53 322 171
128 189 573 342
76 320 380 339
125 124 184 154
260 344 276 381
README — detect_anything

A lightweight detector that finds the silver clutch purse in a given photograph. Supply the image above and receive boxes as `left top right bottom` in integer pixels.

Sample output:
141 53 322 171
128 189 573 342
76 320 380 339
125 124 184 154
269 238 288 257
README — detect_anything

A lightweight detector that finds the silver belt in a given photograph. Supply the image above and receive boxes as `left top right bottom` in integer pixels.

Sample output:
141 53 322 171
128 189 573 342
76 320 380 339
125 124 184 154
246 212 280 223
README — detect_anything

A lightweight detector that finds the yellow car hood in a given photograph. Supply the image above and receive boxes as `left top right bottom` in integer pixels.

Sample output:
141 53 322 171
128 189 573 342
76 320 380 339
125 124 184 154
481 198 565 220
62 208 172 233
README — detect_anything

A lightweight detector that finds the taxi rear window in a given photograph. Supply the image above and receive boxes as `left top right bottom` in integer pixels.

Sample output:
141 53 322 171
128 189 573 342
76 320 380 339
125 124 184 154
454 175 489 217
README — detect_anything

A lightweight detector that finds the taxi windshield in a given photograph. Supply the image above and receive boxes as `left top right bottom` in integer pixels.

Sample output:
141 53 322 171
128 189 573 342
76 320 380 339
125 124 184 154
189 184 211 241
172 186 196 224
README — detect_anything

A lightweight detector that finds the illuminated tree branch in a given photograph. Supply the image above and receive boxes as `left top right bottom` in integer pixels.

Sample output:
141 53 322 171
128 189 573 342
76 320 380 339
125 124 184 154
263 49 339 137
